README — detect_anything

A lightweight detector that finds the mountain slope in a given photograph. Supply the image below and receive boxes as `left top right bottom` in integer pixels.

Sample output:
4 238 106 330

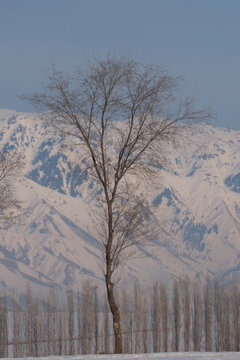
0 108 240 294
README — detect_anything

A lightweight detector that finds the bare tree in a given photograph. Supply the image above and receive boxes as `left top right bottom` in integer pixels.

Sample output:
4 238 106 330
160 282 169 352
67 289 74 355
214 282 230 351
0 294 8 358
76 290 81 354
203 277 213 351
133 282 142 354
61 301 68 356
192 280 202 351
103 295 110 354
79 284 88 354
32 297 42 357
151 282 161 352
46 288 57 356
25 283 34 357
23 56 210 353
56 298 64 356
141 294 149 353
213 280 220 351
79 280 96 354
222 285 230 351
12 290 21 358
171 280 180 352
181 277 191 351
0 152 23 222
93 286 99 354
231 281 239 351
120 284 131 353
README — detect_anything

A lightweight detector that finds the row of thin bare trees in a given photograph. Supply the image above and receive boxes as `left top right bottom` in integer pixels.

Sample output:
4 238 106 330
0 278 239 357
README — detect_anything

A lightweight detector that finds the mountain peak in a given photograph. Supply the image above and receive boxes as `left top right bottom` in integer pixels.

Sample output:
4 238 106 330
0 110 239 293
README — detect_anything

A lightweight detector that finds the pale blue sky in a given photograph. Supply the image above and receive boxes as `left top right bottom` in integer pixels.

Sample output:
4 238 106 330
0 0 240 128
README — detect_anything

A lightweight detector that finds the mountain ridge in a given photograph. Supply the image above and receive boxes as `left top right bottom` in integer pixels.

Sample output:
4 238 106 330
0 108 240 295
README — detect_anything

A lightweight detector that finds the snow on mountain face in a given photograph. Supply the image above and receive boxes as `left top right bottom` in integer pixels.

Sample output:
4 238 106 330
0 108 240 295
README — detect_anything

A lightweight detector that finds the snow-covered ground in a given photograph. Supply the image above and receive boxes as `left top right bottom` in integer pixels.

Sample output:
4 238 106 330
3 352 240 360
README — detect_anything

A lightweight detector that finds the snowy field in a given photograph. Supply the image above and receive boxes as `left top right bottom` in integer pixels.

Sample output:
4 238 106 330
3 353 240 360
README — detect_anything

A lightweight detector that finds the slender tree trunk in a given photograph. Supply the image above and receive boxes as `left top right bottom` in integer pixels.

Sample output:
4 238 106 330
67 290 74 355
105 205 123 354
0 295 8 358
133 282 141 353
214 280 229 352
231 281 239 351
204 278 212 351
62 303 68 356
171 280 180 352
160 282 169 352
141 295 149 353
32 298 40 357
57 306 63 356
80 281 91 354
192 280 202 351
223 287 230 351
105 273 122 353
103 296 110 354
121 285 130 353
93 286 99 354
214 280 220 351
182 277 190 351
25 284 33 357
12 290 20 358
47 289 57 356
151 282 161 353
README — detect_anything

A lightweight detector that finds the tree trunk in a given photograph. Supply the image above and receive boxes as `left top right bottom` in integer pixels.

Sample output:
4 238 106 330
171 280 180 352
192 280 202 351
204 278 212 351
105 274 122 353
160 282 169 352
182 278 190 352
231 281 239 351
105 198 123 354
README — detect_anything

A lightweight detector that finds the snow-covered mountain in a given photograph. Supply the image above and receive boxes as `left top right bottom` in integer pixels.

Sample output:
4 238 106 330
0 108 240 295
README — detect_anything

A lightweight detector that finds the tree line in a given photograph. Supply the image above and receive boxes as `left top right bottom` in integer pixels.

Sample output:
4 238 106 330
0 277 239 357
